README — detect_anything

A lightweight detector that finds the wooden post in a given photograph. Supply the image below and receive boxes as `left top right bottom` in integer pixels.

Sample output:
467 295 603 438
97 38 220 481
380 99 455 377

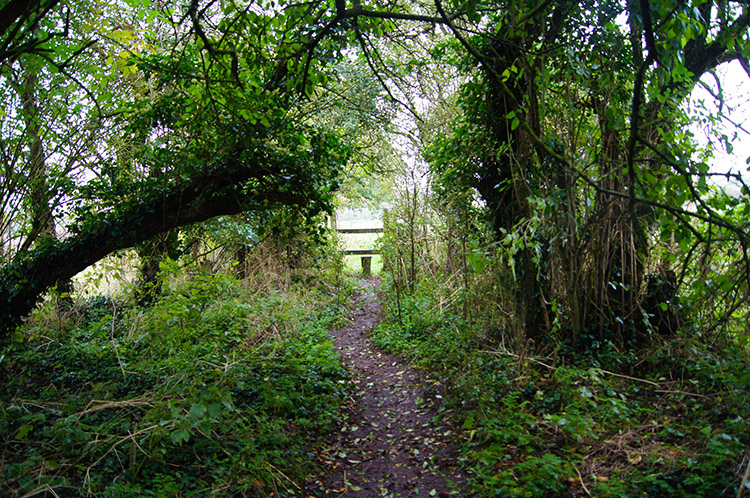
361 256 372 276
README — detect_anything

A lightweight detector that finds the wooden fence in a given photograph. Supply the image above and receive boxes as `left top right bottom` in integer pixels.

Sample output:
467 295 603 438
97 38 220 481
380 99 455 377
336 227 382 275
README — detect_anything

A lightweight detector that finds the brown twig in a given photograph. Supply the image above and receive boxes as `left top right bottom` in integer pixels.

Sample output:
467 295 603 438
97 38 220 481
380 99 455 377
738 454 750 498
654 389 707 398
574 465 592 497
482 347 555 371
597 368 660 387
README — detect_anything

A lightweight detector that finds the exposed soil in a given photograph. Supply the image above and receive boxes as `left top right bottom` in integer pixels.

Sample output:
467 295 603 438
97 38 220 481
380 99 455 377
307 278 468 497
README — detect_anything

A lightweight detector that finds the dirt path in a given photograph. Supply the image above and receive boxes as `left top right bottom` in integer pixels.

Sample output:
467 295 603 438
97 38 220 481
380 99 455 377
307 278 467 497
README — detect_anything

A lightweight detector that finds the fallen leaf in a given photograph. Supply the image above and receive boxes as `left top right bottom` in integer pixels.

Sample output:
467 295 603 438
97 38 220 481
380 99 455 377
628 453 643 465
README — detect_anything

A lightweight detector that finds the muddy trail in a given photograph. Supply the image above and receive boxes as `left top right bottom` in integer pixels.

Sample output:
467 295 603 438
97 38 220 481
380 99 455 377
307 278 468 497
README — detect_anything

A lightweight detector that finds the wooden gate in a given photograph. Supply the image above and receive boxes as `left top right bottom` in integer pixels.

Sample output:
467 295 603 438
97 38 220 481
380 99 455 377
337 227 382 276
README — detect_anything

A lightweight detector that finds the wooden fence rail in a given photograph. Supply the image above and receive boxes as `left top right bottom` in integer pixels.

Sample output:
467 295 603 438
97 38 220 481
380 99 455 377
342 249 381 255
336 228 384 234
336 227 382 275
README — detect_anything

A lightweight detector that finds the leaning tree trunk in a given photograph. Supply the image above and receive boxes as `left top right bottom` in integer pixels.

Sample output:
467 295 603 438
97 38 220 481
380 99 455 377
0 149 316 341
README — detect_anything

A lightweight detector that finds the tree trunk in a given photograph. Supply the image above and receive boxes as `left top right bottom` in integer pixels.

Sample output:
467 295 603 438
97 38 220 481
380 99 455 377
136 230 179 306
18 59 74 305
19 60 55 249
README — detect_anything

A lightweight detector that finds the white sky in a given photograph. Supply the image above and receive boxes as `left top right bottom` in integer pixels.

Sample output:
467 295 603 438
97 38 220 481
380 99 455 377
689 59 750 189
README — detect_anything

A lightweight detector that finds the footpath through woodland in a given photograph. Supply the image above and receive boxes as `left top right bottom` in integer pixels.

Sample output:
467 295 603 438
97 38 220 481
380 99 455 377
307 278 467 497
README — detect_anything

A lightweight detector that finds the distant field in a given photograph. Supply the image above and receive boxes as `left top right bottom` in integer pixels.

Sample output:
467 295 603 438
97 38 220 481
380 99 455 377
338 232 381 251
344 254 383 275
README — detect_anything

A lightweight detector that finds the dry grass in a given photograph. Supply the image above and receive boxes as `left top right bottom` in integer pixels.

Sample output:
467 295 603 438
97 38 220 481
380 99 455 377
581 425 683 481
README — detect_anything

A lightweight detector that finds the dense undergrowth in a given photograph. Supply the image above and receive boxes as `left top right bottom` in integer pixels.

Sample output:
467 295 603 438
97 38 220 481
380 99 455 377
373 274 750 498
0 261 353 497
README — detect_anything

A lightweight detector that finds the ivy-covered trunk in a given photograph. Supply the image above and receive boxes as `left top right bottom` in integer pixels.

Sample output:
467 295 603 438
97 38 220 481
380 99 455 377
136 230 180 306
469 8 562 344
18 59 56 251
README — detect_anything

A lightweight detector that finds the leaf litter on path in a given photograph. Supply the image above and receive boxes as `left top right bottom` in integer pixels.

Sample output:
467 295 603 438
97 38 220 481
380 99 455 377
307 278 467 497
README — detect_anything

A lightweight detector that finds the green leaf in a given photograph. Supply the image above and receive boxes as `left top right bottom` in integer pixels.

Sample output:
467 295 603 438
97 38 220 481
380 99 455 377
677 236 690 252
189 403 207 421
15 424 33 441
208 403 222 418
170 429 190 445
